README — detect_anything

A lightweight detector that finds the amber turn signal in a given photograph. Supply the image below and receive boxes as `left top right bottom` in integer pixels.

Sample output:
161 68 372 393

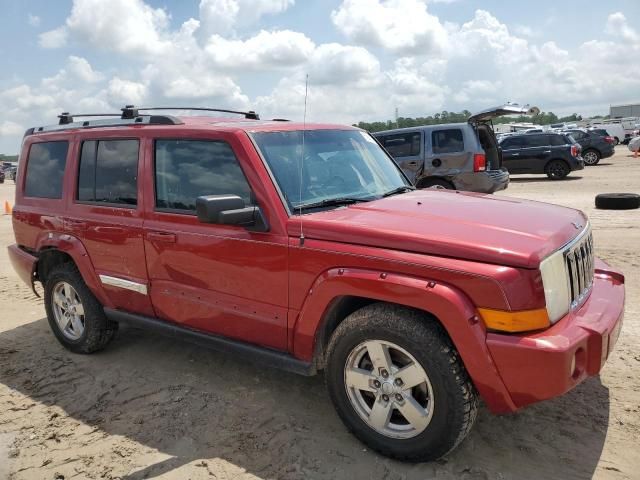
478 308 551 333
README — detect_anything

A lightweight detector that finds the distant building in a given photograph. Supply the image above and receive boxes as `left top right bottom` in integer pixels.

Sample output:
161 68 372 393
610 103 640 118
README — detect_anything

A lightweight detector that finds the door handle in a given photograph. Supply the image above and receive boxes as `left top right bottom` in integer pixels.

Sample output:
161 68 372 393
543 150 551 153
147 231 176 243
406 161 419 166
511 153 520 156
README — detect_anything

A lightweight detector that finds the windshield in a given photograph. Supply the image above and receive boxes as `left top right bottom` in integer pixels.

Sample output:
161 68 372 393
252 129 410 212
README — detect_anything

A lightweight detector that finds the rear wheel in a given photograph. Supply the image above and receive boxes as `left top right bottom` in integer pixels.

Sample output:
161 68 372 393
545 160 570 180
325 303 478 461
613 137 620 146
418 178 454 190
44 263 117 353
582 149 601 166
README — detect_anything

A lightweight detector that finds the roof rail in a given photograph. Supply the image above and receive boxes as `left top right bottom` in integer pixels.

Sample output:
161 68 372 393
58 112 121 125
123 105 260 120
30 114 183 135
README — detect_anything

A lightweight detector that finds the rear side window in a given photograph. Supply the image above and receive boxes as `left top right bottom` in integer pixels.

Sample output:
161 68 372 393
24 141 68 198
432 129 464 154
521 135 549 148
379 132 422 157
549 135 568 146
154 140 252 212
568 130 587 140
77 140 139 206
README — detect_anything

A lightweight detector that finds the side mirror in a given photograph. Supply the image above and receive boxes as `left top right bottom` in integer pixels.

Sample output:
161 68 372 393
195 195 269 232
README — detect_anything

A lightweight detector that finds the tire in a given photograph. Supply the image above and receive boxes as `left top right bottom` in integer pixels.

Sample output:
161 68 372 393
595 193 640 210
44 263 118 353
613 137 620 146
325 303 478 461
545 160 570 180
582 149 601 166
418 178 454 190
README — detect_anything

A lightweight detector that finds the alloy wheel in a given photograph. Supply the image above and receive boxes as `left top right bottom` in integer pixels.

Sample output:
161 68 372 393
344 339 434 439
51 281 86 340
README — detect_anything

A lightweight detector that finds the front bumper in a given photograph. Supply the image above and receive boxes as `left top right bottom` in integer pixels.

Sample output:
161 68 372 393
486 258 624 409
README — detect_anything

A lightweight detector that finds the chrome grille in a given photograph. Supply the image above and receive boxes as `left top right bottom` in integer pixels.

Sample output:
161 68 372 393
564 229 594 308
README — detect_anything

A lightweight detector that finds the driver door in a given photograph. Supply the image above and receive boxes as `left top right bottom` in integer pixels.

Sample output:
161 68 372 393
142 133 289 350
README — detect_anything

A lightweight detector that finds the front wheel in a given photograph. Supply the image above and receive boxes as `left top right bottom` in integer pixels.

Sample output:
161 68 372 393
325 303 478 461
545 160 570 180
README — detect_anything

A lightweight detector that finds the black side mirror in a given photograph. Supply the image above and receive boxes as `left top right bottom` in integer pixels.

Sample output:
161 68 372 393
195 195 269 232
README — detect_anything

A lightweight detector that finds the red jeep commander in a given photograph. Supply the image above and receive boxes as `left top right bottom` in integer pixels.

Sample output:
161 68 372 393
8 107 625 461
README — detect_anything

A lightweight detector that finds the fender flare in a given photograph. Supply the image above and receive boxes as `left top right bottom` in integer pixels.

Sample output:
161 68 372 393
293 267 517 413
35 232 113 308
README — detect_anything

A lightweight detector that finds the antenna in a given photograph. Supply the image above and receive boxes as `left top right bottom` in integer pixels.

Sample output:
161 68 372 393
298 74 309 247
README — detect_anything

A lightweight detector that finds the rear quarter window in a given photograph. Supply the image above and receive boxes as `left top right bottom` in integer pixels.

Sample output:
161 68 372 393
549 135 568 146
432 129 464 154
24 141 69 199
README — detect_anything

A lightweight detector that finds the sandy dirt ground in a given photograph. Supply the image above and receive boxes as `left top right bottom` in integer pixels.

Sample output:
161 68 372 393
0 147 639 480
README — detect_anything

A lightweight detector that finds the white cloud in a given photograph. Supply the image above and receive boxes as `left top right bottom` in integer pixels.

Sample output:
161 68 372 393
28 14 41 27
307 43 381 86
39 26 68 48
199 0 295 35
0 121 25 137
65 0 170 56
205 30 315 70
107 78 148 105
332 0 447 54
605 12 639 43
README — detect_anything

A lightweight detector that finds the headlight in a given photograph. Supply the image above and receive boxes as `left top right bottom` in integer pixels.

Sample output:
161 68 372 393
540 250 571 323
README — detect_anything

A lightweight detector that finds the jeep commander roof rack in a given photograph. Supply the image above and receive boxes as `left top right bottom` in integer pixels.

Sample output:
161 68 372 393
121 105 260 120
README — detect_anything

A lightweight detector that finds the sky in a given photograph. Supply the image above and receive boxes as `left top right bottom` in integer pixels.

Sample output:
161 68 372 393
1 0 639 153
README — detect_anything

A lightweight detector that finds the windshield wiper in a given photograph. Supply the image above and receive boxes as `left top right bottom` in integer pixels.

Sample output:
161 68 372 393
382 185 415 197
296 197 369 211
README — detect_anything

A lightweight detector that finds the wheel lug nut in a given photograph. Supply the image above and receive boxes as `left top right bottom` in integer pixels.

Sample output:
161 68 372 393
394 378 403 386
381 369 389 378
373 380 381 388
395 393 403 402
382 394 389 402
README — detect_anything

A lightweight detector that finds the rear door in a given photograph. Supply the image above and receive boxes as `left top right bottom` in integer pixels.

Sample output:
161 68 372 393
65 136 154 316
377 131 423 183
427 127 467 174
518 135 553 172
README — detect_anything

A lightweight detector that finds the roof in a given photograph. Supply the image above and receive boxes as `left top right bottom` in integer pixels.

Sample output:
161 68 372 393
374 122 469 135
27 115 359 137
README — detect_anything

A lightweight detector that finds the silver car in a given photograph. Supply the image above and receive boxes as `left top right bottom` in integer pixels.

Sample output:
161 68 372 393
374 104 539 193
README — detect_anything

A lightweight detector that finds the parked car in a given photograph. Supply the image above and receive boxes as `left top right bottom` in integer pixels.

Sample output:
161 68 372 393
9 106 625 462
589 123 624 145
562 129 615 165
0 169 4 184
499 132 584 179
372 104 538 193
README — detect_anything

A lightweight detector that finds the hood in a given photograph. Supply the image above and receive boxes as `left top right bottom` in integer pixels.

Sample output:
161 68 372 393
468 103 540 124
288 190 587 269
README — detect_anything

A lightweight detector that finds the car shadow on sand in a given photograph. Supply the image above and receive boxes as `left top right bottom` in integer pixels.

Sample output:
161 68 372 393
510 176 583 183
0 318 610 480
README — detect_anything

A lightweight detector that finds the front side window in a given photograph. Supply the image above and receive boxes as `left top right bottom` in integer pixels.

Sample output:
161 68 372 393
252 129 409 212
432 129 464 154
24 141 69 198
154 140 252 212
77 139 139 206
379 132 422 157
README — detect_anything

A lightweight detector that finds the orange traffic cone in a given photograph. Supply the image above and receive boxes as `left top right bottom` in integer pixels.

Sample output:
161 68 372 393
4 201 12 215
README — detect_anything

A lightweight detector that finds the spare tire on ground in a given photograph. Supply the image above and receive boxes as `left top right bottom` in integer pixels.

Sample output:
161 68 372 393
595 193 640 210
